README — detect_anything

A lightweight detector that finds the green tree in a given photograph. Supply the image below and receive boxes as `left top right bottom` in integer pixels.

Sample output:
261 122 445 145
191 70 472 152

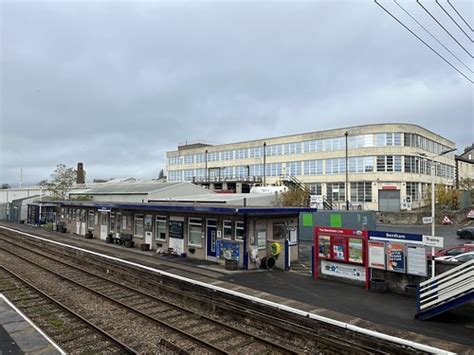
39 164 77 200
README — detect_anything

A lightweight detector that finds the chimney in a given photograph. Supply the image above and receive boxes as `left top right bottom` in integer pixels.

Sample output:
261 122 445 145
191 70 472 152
76 162 85 184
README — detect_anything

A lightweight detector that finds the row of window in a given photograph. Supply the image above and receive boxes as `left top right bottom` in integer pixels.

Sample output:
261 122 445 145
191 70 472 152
168 155 454 181
168 133 453 166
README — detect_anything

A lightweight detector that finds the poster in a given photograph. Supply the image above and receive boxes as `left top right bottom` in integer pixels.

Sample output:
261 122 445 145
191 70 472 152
318 235 331 258
169 221 184 239
216 240 240 261
348 238 363 263
407 245 427 276
387 242 405 273
321 260 366 282
332 236 346 260
368 241 386 269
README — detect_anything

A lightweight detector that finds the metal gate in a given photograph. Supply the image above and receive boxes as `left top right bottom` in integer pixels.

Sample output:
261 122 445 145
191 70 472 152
378 190 400 212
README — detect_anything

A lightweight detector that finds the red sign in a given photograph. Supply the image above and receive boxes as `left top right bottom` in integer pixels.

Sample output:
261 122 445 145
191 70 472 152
382 185 397 190
314 227 369 289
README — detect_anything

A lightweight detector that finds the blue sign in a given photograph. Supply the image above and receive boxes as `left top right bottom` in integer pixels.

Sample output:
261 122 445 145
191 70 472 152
368 230 423 243
216 240 240 261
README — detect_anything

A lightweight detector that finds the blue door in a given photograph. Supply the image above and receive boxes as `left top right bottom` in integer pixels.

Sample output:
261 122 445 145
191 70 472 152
207 220 217 258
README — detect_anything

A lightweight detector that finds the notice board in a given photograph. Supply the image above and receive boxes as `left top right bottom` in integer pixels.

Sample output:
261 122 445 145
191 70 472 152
386 242 406 273
407 245 427 276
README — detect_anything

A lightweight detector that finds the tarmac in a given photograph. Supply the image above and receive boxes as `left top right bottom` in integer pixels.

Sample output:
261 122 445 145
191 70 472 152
0 295 64 355
0 222 473 353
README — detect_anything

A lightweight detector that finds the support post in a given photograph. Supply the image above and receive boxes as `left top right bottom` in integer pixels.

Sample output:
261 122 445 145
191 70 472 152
345 131 349 211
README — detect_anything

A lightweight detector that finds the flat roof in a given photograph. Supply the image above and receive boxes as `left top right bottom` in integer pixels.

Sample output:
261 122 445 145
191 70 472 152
69 181 197 195
59 200 315 216
167 123 455 154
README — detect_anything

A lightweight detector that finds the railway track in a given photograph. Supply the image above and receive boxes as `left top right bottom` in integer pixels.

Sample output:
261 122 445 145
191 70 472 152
0 265 136 354
0 237 308 353
0 228 419 354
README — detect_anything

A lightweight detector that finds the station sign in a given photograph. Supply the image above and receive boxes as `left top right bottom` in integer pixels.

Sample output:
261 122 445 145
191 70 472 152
422 235 444 248
368 230 423 243
422 217 433 224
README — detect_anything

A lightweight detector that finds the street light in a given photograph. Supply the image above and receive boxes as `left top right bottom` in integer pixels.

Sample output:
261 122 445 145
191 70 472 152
420 147 456 278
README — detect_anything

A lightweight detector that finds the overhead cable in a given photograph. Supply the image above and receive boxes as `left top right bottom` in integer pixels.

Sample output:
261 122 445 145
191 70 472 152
374 0 473 83
417 0 473 58
436 0 473 42
394 0 472 73
447 0 473 32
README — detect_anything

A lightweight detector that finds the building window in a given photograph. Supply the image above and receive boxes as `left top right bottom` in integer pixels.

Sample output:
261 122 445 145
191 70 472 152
303 139 322 153
406 182 419 201
284 142 301 155
110 212 115 232
350 182 372 202
266 163 282 176
250 164 263 177
134 214 144 237
327 182 345 202
235 149 248 160
249 147 262 158
304 160 323 175
308 183 322 195
377 156 401 172
155 216 167 240
325 158 346 174
267 144 283 156
87 210 95 229
286 161 302 176
195 153 205 163
188 218 202 247
235 221 245 241
223 220 233 240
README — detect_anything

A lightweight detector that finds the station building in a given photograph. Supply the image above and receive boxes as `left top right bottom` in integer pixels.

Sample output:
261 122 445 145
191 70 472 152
57 201 310 270
166 123 456 212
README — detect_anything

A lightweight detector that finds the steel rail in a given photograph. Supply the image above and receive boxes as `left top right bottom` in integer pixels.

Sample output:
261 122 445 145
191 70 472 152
0 244 233 354
0 265 137 355
0 235 300 354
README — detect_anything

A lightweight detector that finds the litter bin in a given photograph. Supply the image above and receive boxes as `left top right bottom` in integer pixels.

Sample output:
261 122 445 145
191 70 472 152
370 278 389 293
85 230 93 239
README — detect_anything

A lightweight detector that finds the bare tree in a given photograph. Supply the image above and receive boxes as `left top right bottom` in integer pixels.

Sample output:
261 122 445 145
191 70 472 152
39 164 77 200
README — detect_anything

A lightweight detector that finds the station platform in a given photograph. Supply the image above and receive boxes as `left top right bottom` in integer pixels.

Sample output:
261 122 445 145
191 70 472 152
0 295 64 355
0 222 473 353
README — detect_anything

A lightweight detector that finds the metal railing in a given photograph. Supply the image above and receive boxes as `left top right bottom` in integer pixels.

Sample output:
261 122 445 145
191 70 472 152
416 259 474 320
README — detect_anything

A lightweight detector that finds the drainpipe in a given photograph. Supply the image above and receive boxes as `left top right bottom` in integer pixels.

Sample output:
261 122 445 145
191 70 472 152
205 149 209 182
263 142 267 186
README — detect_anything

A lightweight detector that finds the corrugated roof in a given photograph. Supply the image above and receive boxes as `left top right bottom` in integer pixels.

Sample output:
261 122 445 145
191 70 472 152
150 193 272 203
70 181 186 195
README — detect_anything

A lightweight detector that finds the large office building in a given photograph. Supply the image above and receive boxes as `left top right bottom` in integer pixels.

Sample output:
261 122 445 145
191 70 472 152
166 123 456 212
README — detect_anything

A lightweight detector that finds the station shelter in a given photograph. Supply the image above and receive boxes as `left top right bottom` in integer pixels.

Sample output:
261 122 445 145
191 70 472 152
58 201 313 270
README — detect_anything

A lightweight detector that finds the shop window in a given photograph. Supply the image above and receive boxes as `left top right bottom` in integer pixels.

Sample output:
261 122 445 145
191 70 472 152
110 212 115 232
155 216 167 240
273 223 286 240
87 210 95 229
235 221 245 241
134 214 144 237
188 218 202 247
169 220 184 239
223 220 233 240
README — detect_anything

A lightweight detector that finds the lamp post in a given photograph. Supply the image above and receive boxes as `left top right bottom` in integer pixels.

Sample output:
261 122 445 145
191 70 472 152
345 131 349 211
38 186 43 226
421 147 456 278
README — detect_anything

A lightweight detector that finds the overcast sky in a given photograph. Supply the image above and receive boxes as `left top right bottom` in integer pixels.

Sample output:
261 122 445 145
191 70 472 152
1 0 473 186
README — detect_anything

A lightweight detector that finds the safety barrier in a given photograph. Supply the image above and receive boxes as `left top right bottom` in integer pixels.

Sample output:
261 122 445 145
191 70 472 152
416 259 474 320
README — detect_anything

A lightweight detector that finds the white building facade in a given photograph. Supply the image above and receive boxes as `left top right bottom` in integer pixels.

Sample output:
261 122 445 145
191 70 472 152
166 124 456 212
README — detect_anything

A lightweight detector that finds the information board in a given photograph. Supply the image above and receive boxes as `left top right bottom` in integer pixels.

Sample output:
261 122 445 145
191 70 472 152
257 230 267 250
368 241 386 269
318 235 331 258
407 245 427 276
321 260 366 282
386 242 406 273
348 238 363 263
332 236 346 260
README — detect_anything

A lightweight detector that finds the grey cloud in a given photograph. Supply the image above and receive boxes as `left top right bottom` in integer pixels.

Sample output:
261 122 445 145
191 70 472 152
1 0 472 186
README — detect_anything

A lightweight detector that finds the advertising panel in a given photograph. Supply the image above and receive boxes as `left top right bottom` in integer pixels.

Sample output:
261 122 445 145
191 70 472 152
386 242 406 273
368 241 386 269
321 260 366 282
318 235 331 258
216 240 240 261
407 245 427 276
348 238 363 263
332 236 346 260
257 230 267 250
